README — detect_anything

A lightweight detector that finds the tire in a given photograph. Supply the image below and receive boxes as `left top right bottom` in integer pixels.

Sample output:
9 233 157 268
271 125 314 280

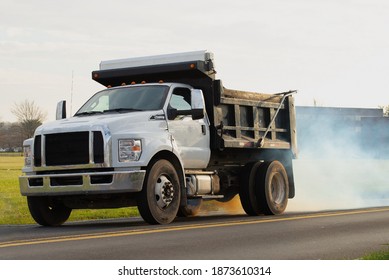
137 159 181 224
177 199 202 217
239 162 262 216
27 196 72 226
256 161 289 215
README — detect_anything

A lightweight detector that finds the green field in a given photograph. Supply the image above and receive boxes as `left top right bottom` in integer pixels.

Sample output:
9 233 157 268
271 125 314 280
0 155 139 224
361 249 389 260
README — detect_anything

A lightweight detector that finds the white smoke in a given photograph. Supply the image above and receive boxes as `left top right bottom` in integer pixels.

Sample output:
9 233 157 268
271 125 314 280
288 159 389 212
288 107 389 212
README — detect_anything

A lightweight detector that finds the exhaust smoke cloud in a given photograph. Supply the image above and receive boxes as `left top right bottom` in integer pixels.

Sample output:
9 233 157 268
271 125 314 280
288 106 389 212
288 159 389 212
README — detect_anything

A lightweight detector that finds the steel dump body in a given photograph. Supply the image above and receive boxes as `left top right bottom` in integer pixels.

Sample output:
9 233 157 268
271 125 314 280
215 88 297 153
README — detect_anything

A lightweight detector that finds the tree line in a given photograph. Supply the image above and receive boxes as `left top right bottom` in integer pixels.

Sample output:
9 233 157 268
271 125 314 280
0 100 46 151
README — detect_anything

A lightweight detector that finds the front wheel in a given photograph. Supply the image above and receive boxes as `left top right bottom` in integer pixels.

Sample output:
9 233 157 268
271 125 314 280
27 196 72 226
137 159 181 224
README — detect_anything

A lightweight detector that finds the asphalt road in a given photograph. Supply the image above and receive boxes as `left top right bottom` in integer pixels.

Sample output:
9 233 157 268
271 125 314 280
1 207 389 260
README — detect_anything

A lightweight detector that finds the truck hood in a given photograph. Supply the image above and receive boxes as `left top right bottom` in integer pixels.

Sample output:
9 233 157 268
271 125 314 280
35 110 166 136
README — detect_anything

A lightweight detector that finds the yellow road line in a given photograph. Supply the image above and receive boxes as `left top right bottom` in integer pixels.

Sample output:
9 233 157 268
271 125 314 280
1 207 388 249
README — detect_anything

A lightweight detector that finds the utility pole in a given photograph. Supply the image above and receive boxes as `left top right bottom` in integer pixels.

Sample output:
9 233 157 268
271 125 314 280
70 70 74 115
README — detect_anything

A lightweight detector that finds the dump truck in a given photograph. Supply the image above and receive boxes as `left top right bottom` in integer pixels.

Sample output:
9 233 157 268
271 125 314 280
19 51 297 226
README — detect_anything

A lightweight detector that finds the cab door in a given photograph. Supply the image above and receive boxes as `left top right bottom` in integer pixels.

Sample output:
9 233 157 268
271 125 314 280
166 86 210 169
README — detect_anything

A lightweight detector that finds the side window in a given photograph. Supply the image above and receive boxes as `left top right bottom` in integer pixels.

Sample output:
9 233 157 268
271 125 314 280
169 88 191 110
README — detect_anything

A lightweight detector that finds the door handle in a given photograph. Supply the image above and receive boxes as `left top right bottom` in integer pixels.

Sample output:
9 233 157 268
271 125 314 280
201 125 206 135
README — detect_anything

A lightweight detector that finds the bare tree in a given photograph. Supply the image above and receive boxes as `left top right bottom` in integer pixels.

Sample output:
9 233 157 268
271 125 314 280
0 121 4 150
11 100 47 140
0 122 22 151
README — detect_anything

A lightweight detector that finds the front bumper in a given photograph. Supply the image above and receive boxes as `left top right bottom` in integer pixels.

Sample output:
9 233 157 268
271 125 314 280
19 170 146 196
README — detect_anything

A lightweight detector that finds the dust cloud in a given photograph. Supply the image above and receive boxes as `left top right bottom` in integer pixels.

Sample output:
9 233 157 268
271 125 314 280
200 196 244 216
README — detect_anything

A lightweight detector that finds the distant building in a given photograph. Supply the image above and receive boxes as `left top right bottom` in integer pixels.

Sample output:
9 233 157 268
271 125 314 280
295 106 388 159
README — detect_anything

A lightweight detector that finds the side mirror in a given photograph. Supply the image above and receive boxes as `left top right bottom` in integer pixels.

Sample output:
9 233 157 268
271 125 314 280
167 107 178 120
56 100 67 120
191 89 205 120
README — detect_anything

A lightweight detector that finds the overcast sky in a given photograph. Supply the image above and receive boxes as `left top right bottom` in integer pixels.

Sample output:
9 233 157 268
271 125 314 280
1 0 389 122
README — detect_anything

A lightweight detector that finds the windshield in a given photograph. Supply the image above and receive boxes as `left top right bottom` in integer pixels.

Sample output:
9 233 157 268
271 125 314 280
75 85 169 116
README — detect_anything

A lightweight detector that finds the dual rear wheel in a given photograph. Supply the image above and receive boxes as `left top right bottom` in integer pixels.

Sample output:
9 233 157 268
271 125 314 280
239 160 289 216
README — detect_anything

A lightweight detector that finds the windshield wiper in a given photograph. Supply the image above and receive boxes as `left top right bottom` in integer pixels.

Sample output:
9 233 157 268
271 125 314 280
74 111 104 116
75 108 143 116
103 108 143 114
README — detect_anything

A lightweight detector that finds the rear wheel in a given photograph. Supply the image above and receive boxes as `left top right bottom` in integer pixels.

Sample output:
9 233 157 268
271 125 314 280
137 159 181 224
27 196 71 226
239 162 262 215
256 161 289 215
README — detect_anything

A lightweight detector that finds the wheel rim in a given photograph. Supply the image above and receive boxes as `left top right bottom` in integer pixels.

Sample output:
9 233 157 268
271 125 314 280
270 172 286 205
154 175 175 209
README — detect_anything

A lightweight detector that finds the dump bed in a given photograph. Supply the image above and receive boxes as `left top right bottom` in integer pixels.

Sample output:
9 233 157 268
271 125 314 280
215 87 297 157
92 51 297 158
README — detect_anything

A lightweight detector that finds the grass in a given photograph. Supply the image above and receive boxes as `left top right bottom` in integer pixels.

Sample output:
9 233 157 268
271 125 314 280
0 152 23 157
0 156 33 224
361 248 389 260
0 155 139 225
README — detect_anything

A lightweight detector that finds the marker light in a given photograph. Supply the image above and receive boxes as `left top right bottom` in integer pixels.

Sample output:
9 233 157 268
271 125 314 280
23 145 32 167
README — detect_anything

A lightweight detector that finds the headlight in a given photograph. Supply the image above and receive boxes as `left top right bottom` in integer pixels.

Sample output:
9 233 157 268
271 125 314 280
23 145 32 167
119 139 142 162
